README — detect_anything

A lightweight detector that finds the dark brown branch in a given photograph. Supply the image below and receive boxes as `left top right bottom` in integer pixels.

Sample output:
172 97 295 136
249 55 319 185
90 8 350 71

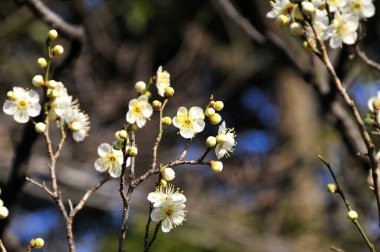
355 45 380 72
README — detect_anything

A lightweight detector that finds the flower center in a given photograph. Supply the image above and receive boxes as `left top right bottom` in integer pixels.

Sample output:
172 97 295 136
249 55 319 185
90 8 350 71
164 206 174 217
352 1 362 10
108 153 117 163
17 99 27 109
184 118 192 126
133 104 141 114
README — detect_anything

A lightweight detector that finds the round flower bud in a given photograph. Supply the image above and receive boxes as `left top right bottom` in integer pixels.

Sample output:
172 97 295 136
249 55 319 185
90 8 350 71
127 146 138 157
115 131 124 142
47 80 57 89
0 206 9 219
276 15 291 27
152 100 162 110
135 81 146 93
210 160 223 173
48 29 58 40
162 117 172 125
69 121 81 132
160 179 167 188
35 122 47 134
162 167 175 181
118 130 128 140
37 58 48 68
216 134 227 144
112 140 122 150
206 136 217 148
29 238 45 249
52 45 64 56
7 91 15 100
214 101 224 111
204 108 215 117
47 89 58 99
301 1 315 16
303 38 316 52
209 113 222 125
347 210 358 221
327 183 338 193
127 124 138 132
145 91 152 98
290 22 304 36
164 87 175 97
32 75 45 87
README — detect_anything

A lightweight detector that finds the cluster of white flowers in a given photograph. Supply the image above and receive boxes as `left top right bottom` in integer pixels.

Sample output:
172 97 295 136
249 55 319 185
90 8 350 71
147 184 186 233
267 0 375 48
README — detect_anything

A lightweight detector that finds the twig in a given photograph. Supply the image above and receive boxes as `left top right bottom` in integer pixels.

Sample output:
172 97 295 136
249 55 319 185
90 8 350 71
0 239 7 252
25 177 54 197
217 0 266 44
330 246 346 252
319 156 376 252
355 45 380 72
179 139 192 161
198 148 211 162
145 221 162 252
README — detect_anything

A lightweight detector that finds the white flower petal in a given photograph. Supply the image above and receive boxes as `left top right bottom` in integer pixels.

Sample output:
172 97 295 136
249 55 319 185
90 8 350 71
14 110 29 123
94 158 108 172
13 87 26 99
27 103 41 117
189 106 204 119
161 218 173 233
98 143 111 157
180 128 195 139
193 119 205 133
142 105 153 118
26 90 40 103
109 162 121 178
3 101 17 115
151 208 164 222
126 111 136 124
177 107 188 117
73 131 86 142
363 3 375 18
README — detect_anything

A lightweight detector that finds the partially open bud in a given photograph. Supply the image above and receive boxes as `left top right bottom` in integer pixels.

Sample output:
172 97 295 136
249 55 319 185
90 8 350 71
29 238 45 249
164 87 175 97
52 45 64 56
7 91 15 100
162 117 172 125
210 160 223 173
152 100 162 110
47 80 58 89
118 130 128 140
327 183 338 193
209 113 222 125
135 81 146 93
35 122 47 134
206 136 217 148
115 131 124 142
347 210 358 221
127 146 138 157
47 89 58 99
0 206 9 219
48 29 58 40
162 167 175 181
32 75 45 87
37 58 48 68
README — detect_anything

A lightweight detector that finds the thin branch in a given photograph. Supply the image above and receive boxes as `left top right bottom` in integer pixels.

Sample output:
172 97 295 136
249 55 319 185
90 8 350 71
198 148 211 162
319 156 376 252
25 177 54 197
330 246 346 252
355 45 380 72
179 139 192 161
145 221 162 252
217 0 266 44
0 240 7 252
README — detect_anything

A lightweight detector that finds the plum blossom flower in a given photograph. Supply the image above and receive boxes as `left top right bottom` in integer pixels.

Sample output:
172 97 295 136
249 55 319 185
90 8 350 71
327 12 359 48
126 95 153 128
65 108 90 142
156 66 171 97
215 121 236 159
3 87 41 123
173 106 205 138
94 143 129 178
266 0 294 19
367 91 380 111
343 0 375 19
326 0 348 12
148 184 186 233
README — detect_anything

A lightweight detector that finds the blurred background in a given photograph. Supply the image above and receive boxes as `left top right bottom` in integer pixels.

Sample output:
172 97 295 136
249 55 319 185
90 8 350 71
1 0 380 251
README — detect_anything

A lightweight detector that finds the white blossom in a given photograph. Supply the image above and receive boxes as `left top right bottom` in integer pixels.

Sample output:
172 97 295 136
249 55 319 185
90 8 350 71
94 143 129 178
327 12 359 48
215 121 236 159
173 106 205 138
126 95 153 128
343 0 375 19
65 108 90 142
266 0 294 19
156 66 171 97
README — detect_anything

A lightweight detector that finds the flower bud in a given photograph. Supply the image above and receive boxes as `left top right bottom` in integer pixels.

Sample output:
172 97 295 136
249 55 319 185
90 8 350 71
214 101 224 111
327 183 338 193
127 124 138 132
48 29 58 40
206 136 217 148
29 238 45 249
160 179 167 188
372 100 380 111
35 122 47 134
301 1 315 16
303 38 316 52
210 160 223 173
127 146 138 157
47 89 58 99
46 80 57 89
7 91 15 100
209 113 222 125
164 87 175 97
144 91 152 99
204 108 215 117
152 100 162 110
162 117 172 125
112 140 122 150
0 206 9 219
290 22 304 36
347 210 358 221
32 75 45 87
276 15 291 27
115 131 124 142
135 81 146 93
162 167 175 181
37 58 48 68
52 45 64 56
118 130 128 140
